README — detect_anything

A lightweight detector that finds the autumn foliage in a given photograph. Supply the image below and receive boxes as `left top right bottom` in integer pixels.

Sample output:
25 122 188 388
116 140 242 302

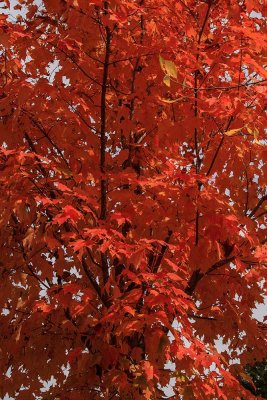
0 0 266 399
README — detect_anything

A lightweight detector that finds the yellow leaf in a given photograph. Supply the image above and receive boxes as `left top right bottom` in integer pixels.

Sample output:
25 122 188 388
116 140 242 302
224 128 242 136
246 127 260 143
163 74 171 87
254 127 260 143
159 55 165 70
176 374 186 382
159 97 184 104
15 324 22 343
159 55 177 79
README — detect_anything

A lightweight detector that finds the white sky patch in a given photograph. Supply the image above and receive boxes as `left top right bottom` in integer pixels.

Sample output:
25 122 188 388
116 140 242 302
250 11 263 19
46 59 62 83
253 296 267 322
2 395 15 400
39 376 57 393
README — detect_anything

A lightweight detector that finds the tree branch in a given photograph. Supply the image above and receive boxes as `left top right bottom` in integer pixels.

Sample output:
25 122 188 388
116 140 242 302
24 112 71 170
244 169 249 215
247 194 267 219
206 116 233 176
188 313 217 321
81 255 109 308
185 256 235 295
100 26 111 220
152 230 173 272
197 78 267 92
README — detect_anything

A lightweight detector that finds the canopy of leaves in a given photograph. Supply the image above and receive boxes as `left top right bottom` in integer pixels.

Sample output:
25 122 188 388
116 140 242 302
242 360 267 398
0 0 266 399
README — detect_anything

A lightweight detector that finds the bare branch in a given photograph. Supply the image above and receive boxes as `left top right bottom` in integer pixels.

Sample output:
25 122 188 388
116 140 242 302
247 194 267 219
185 256 235 295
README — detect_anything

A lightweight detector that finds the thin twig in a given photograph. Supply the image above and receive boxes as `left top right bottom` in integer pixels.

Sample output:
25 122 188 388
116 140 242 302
206 116 234 176
81 256 109 308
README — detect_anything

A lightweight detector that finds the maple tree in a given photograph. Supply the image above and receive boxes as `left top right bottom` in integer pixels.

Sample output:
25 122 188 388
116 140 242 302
0 0 266 399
